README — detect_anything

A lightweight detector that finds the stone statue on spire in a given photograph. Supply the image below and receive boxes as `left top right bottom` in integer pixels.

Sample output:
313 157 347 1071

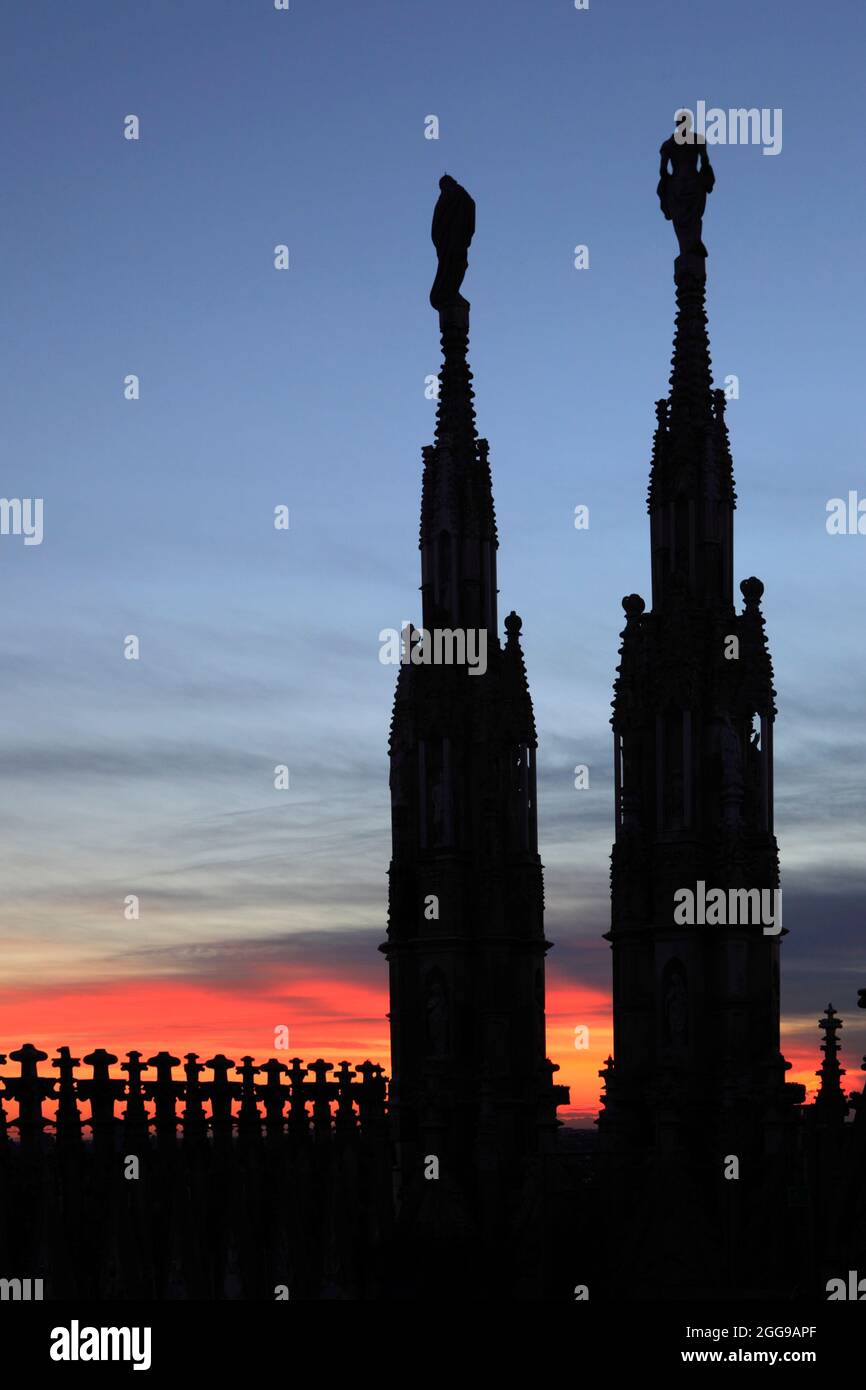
657 111 715 274
429 174 475 310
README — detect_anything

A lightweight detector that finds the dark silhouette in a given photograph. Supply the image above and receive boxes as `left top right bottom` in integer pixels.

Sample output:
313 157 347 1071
600 144 802 1294
429 174 475 309
0 1046 390 1298
3 153 866 1305
657 114 715 272
591 139 866 1302
383 190 569 1295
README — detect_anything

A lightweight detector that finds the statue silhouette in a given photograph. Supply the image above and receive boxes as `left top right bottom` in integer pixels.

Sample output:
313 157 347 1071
429 174 475 309
657 113 715 264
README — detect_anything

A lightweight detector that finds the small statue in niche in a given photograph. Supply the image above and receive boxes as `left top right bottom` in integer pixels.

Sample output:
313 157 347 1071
428 741 450 846
663 967 689 1049
431 779 445 844
744 715 763 823
719 714 744 791
425 972 449 1058
715 713 745 830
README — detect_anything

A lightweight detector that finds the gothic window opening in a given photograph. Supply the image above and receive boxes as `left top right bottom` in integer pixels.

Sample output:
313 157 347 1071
436 530 453 619
673 494 690 580
419 736 458 850
744 710 770 831
509 742 534 850
424 969 450 1058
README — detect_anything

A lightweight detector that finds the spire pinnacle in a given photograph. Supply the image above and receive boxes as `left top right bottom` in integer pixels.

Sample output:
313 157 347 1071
419 242 496 635
667 269 714 439
647 158 736 611
814 1004 848 1122
434 301 478 458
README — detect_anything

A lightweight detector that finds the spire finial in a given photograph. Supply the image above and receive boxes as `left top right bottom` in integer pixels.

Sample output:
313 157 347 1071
433 298 477 455
815 1004 848 1121
622 594 645 622
740 576 764 608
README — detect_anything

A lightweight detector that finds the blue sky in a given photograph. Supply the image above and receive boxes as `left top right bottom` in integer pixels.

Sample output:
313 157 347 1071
2 0 865 1106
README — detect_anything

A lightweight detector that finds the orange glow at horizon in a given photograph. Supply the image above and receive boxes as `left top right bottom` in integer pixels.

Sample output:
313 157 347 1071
0 974 826 1122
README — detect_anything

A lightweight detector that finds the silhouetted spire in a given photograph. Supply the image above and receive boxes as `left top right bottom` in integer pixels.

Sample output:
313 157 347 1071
502 610 536 739
52 1046 82 1148
647 291 733 608
420 301 498 635
383 183 567 1233
815 1004 848 1123
603 144 800 1247
434 301 478 457
647 269 737 610
668 269 714 433
648 139 736 612
419 177 496 634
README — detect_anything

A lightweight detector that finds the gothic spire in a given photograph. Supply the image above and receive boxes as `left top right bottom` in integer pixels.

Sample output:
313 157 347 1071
382 180 568 1228
603 139 797 1205
648 139 736 613
420 176 496 623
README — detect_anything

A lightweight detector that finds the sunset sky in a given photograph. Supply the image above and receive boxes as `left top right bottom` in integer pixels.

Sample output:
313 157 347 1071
2 0 865 1122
